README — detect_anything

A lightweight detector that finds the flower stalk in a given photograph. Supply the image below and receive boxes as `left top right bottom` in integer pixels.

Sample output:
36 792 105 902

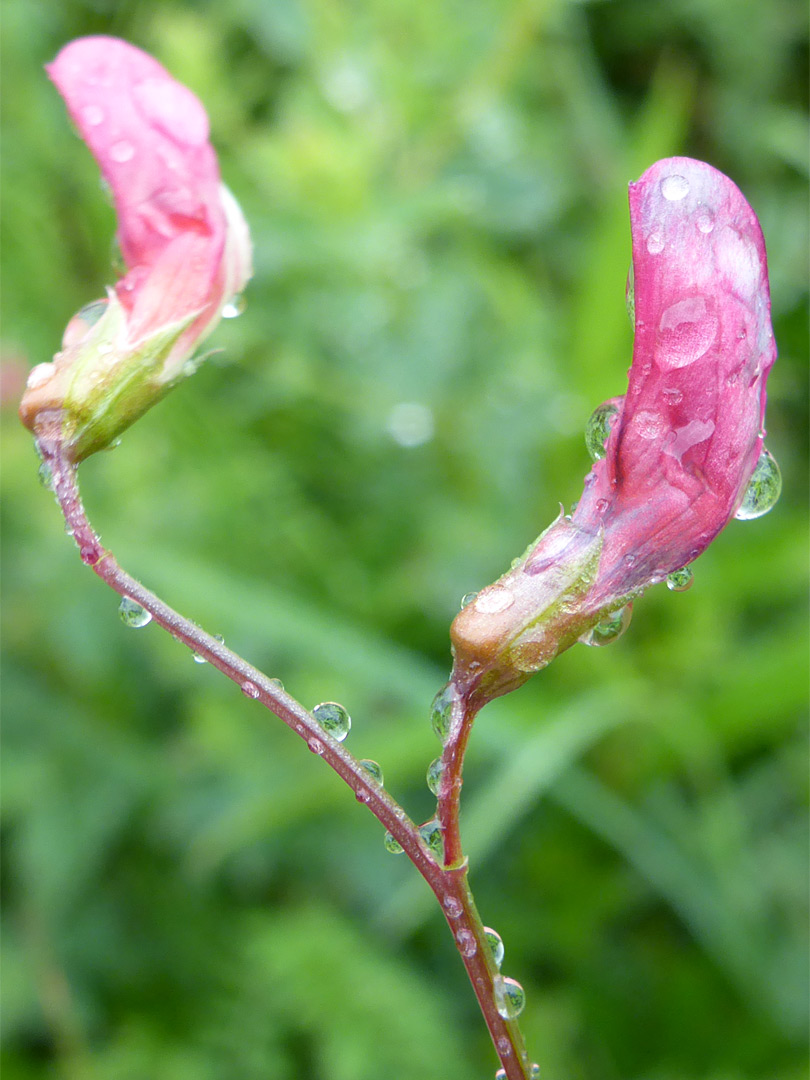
35 418 535 1080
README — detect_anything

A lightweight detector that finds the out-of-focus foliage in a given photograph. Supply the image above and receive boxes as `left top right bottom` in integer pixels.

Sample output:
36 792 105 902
1 0 807 1077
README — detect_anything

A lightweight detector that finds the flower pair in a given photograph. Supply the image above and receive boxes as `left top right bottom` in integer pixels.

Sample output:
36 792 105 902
20 39 779 707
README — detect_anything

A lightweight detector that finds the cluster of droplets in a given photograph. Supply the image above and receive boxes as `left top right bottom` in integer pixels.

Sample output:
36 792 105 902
118 596 152 628
734 447 782 521
585 402 620 462
579 604 632 648
312 701 352 742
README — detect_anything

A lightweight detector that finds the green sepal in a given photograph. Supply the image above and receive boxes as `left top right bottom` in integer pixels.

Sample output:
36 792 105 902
62 292 198 461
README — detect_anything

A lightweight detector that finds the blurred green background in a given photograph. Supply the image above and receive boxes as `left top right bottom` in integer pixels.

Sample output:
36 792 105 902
1 1 808 1078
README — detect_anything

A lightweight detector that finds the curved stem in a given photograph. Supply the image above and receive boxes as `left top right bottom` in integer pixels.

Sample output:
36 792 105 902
437 688 479 868
36 425 533 1079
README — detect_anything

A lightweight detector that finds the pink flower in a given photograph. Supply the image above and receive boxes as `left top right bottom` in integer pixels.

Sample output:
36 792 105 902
20 36 252 461
451 157 779 708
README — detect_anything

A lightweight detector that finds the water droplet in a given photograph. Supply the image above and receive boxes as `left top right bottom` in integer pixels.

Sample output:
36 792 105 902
529 1066 541 1079
118 596 152 628
386 401 435 447
666 567 694 592
656 296 718 369
192 652 207 664
443 895 463 919
26 362 55 390
268 677 284 691
495 1070 507 1079
426 757 444 796
383 830 404 854
110 140 135 163
419 819 444 861
510 641 551 674
221 293 246 319
307 737 325 755
430 683 456 742
483 926 505 969
356 788 370 803
646 232 664 255
62 299 109 347
312 701 351 741
80 104 105 127
460 591 479 609
38 462 54 490
735 447 782 520
475 586 514 614
626 262 635 324
662 386 683 405
585 401 620 461
356 759 382 785
456 929 477 957
697 211 714 234
493 975 526 1019
661 173 689 201
241 681 260 699
579 604 632 647
633 409 667 440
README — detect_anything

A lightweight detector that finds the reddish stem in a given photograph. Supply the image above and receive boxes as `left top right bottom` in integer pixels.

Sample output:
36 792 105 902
437 687 479 868
35 423 534 1080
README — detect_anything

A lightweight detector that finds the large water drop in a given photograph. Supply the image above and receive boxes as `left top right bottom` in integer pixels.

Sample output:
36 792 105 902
666 566 694 592
493 975 526 1019
312 701 351 742
426 757 444 796
419 819 444 861
118 596 152 628
661 173 689 201
585 402 620 462
430 683 455 742
383 830 404 854
579 604 632 647
483 926 505 969
735 448 782 520
359 759 384 785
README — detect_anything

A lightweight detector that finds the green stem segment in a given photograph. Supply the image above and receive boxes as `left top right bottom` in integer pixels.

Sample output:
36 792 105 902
35 417 534 1080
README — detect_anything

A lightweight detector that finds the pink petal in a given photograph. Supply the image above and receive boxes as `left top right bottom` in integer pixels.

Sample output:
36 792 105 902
46 36 225 334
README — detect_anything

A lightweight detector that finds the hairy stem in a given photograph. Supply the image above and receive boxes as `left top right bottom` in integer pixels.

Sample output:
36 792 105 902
36 423 533 1079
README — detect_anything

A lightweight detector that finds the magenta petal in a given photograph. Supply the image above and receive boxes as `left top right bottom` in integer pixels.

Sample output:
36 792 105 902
450 157 778 709
574 157 776 599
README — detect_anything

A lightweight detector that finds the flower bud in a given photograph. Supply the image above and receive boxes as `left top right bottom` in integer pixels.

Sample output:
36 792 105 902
19 36 252 461
452 157 777 709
